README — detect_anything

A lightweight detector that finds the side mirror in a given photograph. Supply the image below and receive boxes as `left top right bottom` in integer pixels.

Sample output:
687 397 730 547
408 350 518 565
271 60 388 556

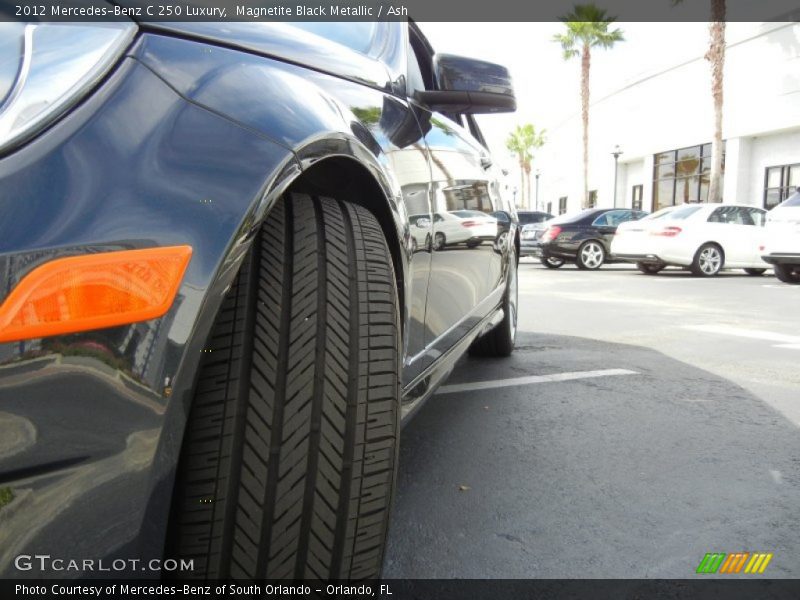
414 217 431 228
416 54 516 114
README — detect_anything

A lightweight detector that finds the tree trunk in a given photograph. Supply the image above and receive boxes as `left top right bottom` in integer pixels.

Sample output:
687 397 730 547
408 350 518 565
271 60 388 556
581 43 591 209
706 1 726 203
524 164 532 210
519 157 526 209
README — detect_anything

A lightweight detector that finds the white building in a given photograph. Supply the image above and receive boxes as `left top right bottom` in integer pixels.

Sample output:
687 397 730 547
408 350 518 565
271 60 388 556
536 22 800 216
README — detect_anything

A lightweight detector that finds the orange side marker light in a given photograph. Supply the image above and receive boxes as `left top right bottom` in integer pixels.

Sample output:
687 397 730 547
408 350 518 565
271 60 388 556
0 246 192 343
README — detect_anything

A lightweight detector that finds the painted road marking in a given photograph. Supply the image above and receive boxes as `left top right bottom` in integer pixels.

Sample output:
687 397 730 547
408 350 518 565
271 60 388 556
436 368 638 395
683 324 800 349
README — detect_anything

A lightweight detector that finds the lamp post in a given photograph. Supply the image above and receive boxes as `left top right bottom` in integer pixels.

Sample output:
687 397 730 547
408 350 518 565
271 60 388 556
612 145 623 208
535 169 540 212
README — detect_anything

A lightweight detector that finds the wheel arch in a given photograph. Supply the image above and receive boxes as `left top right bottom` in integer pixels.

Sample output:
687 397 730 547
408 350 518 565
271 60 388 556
284 155 407 326
250 136 409 340
581 238 608 253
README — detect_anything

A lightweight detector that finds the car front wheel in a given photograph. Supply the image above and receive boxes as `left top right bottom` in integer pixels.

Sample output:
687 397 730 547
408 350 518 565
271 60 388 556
541 256 565 269
774 264 800 284
169 193 400 580
470 245 517 357
636 262 665 275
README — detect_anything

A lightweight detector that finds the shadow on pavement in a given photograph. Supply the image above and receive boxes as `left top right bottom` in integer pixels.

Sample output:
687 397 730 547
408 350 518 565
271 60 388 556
385 332 800 578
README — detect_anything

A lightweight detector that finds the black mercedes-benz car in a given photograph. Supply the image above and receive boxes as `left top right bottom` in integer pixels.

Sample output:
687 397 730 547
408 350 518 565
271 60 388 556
517 210 554 258
0 19 518 580
539 208 648 269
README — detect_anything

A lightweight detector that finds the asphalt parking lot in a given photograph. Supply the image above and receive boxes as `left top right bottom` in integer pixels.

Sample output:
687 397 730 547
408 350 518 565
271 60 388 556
384 261 800 578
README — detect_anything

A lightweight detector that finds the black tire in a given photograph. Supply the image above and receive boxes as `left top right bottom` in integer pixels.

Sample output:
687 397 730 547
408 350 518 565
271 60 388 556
744 268 766 276
467 239 482 248
774 264 800 284
168 193 400 580
540 256 565 269
576 240 606 270
691 243 724 277
470 245 517 357
636 262 665 275
433 232 446 251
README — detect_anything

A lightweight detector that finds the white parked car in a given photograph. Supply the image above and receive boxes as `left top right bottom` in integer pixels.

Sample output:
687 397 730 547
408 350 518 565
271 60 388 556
409 213 432 252
450 210 499 246
431 211 488 250
611 203 769 276
761 191 800 284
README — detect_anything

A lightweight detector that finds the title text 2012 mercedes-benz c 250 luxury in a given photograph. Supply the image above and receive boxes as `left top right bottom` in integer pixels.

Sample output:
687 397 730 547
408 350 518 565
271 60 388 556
0 18 518 580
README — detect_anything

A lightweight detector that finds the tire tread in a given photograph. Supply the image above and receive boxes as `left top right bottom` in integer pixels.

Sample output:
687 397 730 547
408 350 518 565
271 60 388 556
168 193 399 580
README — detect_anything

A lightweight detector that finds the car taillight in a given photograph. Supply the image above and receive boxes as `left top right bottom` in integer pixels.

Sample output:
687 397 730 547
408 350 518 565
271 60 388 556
651 226 682 237
461 220 478 228
542 225 561 242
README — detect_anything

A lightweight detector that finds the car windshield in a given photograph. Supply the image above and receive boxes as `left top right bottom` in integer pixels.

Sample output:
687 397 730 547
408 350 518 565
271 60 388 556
550 210 598 225
452 210 486 218
518 212 551 224
777 191 800 208
643 207 678 220
664 205 703 220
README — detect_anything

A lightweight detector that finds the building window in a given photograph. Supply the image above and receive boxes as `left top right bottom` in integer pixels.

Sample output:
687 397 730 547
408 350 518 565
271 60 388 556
764 163 800 210
631 184 643 211
546 201 553 215
588 190 597 208
652 143 725 211
558 196 567 214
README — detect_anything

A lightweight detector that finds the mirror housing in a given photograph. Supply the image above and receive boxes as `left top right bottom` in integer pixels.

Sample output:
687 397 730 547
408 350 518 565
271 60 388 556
414 217 431 228
416 54 516 114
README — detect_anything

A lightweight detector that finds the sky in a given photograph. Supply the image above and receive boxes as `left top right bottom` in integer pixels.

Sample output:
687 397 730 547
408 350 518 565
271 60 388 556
419 22 713 170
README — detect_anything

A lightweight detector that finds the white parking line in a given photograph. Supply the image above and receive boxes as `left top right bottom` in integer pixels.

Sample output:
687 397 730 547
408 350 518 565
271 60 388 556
683 324 800 347
436 368 638 395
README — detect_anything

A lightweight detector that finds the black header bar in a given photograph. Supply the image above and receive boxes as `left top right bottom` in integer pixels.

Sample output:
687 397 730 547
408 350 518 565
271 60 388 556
2 0 800 22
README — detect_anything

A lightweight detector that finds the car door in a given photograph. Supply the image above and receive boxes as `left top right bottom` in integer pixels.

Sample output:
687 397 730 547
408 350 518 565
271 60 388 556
705 206 752 265
406 25 500 373
592 210 631 250
741 207 768 265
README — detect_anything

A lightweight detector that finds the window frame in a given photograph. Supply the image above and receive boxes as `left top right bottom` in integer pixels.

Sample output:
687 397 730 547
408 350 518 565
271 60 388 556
763 163 800 210
652 142 725 211
406 22 437 97
631 184 643 211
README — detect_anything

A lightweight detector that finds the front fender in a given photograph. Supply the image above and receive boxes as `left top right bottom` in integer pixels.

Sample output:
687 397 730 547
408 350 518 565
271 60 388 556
0 54 295 575
135 32 416 350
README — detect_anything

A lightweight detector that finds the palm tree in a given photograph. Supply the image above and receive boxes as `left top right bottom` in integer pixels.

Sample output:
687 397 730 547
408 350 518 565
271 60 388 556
672 0 726 203
554 4 624 208
506 124 546 209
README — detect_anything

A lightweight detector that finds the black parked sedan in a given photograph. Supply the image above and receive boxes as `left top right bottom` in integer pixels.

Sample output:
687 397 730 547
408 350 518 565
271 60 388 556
518 210 555 258
539 208 649 269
